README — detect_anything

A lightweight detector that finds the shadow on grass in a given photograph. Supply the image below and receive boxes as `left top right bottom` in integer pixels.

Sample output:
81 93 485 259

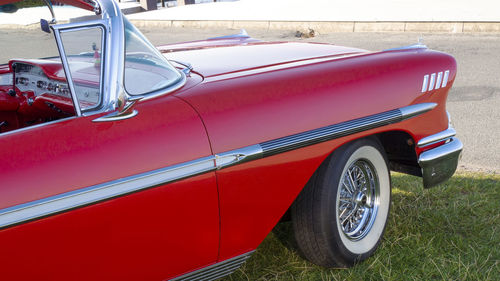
222 172 500 281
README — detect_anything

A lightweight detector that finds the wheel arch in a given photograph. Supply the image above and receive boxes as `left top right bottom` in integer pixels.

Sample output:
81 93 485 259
281 131 418 223
374 130 421 177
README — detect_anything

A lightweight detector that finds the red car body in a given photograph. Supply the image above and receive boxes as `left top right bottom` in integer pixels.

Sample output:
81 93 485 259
0 0 462 280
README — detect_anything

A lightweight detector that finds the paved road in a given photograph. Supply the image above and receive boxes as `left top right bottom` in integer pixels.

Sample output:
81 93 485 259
1 27 499 173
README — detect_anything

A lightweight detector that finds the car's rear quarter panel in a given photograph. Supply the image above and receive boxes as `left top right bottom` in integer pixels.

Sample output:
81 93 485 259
177 48 456 261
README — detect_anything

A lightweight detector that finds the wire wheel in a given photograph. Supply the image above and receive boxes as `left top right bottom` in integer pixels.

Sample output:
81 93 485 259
338 160 379 241
291 138 391 267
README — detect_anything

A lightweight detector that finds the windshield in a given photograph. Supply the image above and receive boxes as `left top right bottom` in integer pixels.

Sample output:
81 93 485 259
124 18 182 96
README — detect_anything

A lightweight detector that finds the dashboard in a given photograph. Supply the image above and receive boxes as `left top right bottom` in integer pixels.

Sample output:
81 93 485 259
0 59 103 133
13 62 100 110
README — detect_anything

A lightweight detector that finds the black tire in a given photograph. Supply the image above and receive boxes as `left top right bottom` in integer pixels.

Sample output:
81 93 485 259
291 137 391 268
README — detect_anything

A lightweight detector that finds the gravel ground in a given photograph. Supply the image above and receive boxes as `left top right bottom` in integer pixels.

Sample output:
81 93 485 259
1 26 499 173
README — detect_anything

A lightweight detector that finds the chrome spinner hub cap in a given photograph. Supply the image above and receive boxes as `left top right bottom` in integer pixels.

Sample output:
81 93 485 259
338 159 380 241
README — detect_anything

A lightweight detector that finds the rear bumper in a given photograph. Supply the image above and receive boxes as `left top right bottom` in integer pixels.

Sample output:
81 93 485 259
417 130 463 188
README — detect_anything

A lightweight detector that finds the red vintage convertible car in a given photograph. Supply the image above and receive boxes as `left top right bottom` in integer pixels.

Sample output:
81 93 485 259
0 0 462 280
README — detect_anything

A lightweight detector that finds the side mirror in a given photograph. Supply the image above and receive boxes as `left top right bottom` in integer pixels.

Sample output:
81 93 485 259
40 19 51 34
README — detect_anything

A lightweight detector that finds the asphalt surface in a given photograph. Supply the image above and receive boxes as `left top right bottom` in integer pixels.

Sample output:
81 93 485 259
1 27 499 173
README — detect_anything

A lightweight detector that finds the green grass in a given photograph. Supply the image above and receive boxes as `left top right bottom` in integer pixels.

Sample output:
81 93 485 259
222 172 500 281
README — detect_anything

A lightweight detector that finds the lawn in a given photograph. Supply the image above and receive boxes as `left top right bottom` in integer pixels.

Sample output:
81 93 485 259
222 172 500 281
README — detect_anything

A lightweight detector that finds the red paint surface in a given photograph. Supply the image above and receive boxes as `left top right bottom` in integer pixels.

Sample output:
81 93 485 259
0 36 457 280
0 81 219 279
177 47 456 260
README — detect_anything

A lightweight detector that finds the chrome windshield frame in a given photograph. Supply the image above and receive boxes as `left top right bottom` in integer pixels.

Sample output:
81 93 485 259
51 21 107 116
51 0 185 119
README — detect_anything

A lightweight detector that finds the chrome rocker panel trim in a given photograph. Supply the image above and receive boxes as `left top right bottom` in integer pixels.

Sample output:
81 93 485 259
0 103 434 229
170 251 255 281
418 137 463 188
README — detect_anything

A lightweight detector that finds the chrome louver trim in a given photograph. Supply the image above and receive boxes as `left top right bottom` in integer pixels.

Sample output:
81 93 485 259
170 251 254 281
0 103 435 229
422 70 451 93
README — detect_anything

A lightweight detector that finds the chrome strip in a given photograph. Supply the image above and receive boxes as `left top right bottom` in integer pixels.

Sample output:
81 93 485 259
261 109 401 157
208 29 250 40
428 73 436 91
435 71 443 90
421 74 429 92
399 103 437 120
0 156 216 229
384 43 428 51
417 127 456 147
442 70 450 88
260 103 436 158
170 251 254 281
0 103 435 228
215 144 263 170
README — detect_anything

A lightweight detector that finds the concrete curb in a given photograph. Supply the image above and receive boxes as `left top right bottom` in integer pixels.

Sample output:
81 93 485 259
129 20 500 33
2 20 500 33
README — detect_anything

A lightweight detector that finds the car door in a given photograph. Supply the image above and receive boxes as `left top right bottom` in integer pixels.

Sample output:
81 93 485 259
0 22 219 281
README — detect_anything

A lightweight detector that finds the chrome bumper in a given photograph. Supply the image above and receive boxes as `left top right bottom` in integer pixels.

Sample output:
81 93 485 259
417 130 463 188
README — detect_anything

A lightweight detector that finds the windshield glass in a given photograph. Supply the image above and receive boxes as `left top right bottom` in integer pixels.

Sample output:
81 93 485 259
124 18 182 96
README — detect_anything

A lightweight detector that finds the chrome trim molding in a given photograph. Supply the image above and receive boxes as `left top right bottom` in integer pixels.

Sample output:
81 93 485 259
417 127 456 147
92 109 139 122
261 109 400 157
442 70 450 88
418 137 463 188
215 144 263 170
421 70 450 93
170 251 255 281
0 156 217 229
428 73 436 91
399 102 436 120
435 71 443 90
261 103 436 157
384 43 428 52
208 29 250 40
421 74 429 93
0 103 435 228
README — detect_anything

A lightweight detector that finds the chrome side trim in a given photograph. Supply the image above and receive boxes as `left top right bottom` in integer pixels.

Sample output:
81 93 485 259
417 127 456 147
0 103 435 228
0 156 216 229
215 144 263 170
399 103 437 120
261 109 401 157
418 137 462 188
261 103 436 157
170 251 255 281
